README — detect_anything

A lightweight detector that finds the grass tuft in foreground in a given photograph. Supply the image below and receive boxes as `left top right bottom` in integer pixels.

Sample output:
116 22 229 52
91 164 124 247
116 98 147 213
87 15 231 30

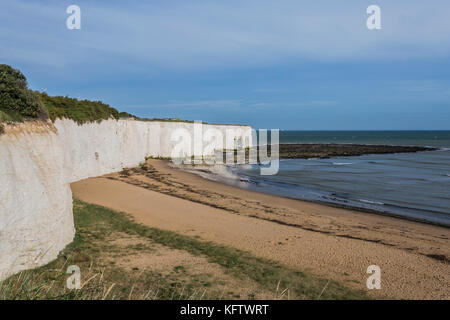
0 199 368 300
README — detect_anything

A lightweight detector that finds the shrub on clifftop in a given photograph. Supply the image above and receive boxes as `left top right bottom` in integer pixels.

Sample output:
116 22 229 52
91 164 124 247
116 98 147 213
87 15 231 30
39 93 119 124
0 64 193 126
0 64 47 120
0 64 119 124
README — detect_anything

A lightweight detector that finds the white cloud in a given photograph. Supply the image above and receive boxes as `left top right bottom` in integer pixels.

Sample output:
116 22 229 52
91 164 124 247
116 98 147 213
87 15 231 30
1 0 450 69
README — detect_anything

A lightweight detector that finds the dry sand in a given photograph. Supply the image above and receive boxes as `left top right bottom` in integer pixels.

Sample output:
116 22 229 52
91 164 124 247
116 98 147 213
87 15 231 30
71 159 450 299
105 232 275 299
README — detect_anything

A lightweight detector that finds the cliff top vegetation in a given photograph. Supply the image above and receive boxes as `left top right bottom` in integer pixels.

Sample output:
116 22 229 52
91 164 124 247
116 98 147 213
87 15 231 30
39 93 119 124
0 65 245 127
0 64 120 125
0 64 48 123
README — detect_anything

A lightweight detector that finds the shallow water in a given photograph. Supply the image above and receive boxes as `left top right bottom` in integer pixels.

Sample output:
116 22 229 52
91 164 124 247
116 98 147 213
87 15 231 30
190 131 450 227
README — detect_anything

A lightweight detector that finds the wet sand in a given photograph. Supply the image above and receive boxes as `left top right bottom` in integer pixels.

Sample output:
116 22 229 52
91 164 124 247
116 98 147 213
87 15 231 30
71 159 450 299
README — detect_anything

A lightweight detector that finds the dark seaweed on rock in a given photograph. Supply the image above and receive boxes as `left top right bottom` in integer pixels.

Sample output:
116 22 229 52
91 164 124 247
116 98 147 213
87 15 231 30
230 144 436 161
275 144 436 159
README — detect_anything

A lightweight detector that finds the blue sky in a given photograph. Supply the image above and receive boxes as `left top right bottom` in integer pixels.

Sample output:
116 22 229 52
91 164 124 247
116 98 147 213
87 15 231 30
1 0 450 129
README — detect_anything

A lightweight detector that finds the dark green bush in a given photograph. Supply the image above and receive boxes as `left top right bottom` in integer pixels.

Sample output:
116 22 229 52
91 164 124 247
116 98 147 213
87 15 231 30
0 64 48 120
118 111 136 118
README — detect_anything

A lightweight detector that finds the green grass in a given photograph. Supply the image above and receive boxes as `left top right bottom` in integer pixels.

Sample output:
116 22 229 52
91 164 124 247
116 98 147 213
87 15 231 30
119 112 200 123
0 199 368 300
145 156 173 161
39 93 120 125
137 117 197 123
33 93 199 125
0 109 23 122
0 109 25 135
0 201 217 300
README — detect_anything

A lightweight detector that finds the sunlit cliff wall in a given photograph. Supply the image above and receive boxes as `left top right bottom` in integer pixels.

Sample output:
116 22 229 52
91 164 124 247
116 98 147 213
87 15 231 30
0 119 252 280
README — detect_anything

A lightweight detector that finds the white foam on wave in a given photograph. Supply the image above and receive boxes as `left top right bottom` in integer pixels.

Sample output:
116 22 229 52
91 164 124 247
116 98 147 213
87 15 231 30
358 199 384 205
332 162 354 166
209 165 244 180
182 164 247 183
238 164 253 170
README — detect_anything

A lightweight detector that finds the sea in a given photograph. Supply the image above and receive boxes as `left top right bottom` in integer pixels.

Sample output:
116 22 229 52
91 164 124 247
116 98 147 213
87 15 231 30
187 131 450 227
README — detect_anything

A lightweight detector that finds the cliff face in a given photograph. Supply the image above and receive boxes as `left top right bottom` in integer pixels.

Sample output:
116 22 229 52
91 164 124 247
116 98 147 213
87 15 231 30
0 122 74 280
0 119 252 280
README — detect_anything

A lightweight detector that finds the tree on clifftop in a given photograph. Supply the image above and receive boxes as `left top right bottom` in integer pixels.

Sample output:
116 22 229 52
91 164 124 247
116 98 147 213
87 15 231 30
0 64 47 120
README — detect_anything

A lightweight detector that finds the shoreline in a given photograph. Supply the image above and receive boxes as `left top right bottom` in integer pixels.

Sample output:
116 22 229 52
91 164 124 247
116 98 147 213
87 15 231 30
72 159 450 299
181 162 450 229
301 198 449 229
212 145 449 228
222 182 450 229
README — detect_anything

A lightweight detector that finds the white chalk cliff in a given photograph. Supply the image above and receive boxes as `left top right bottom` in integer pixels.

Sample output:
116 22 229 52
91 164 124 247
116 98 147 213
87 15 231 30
0 118 252 280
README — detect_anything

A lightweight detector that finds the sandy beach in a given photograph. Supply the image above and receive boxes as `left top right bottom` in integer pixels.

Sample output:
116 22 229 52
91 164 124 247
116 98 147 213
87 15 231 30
71 159 450 300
